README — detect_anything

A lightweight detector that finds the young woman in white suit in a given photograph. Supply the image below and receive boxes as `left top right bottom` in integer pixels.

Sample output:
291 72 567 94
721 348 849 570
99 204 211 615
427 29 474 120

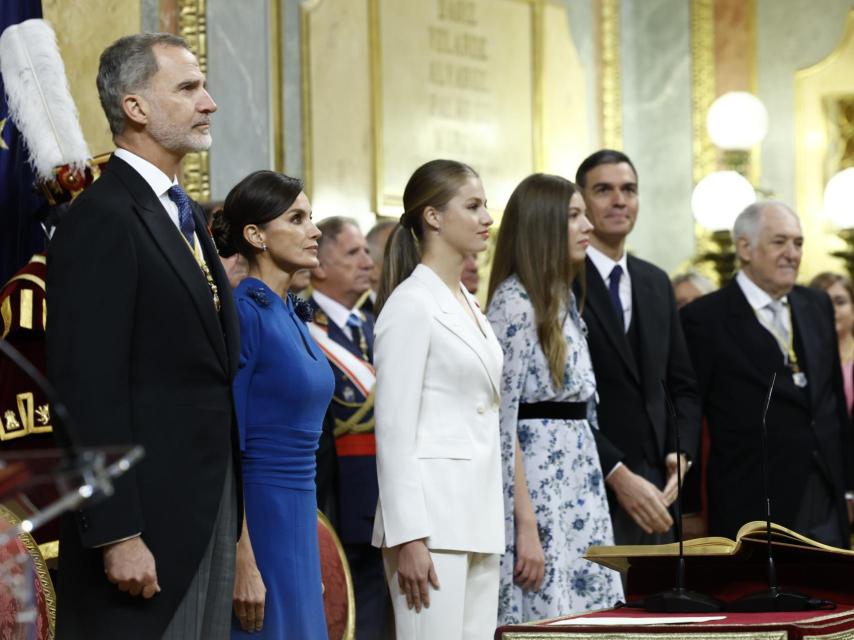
372 159 505 639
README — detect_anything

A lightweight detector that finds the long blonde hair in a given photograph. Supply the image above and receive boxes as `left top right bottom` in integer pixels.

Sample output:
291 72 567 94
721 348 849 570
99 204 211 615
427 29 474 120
487 173 585 389
375 159 479 314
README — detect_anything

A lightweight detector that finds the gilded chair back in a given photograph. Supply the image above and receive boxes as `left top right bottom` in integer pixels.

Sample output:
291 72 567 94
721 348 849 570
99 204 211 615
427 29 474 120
317 509 355 640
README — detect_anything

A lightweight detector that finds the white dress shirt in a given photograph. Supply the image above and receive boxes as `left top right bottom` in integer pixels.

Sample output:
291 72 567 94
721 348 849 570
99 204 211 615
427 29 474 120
735 270 792 357
312 289 361 341
587 244 632 332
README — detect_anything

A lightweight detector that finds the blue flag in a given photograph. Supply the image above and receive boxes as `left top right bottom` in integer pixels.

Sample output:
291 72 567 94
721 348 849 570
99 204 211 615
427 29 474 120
0 0 48 286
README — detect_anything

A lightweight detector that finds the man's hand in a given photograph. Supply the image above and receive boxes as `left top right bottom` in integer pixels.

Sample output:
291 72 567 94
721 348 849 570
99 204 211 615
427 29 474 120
662 452 690 506
606 465 673 534
514 520 545 592
103 537 160 598
397 539 440 612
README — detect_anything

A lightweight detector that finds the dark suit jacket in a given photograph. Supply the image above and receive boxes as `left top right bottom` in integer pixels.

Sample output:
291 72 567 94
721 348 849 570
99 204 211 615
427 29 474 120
309 298 379 544
681 282 852 545
579 255 701 476
46 155 241 639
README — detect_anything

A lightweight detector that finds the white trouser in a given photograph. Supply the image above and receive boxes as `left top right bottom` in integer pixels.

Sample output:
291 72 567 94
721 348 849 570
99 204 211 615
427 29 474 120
383 547 500 640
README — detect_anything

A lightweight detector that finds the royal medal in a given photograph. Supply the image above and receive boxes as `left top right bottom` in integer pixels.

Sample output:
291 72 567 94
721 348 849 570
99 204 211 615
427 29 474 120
792 371 807 388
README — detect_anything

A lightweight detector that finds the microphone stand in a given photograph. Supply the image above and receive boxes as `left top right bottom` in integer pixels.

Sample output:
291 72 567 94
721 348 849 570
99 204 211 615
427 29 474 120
727 372 827 612
638 381 722 613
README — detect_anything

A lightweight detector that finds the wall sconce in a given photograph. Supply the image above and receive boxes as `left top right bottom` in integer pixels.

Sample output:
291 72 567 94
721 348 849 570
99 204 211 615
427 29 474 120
691 171 757 285
826 167 854 279
692 91 767 285
706 91 769 175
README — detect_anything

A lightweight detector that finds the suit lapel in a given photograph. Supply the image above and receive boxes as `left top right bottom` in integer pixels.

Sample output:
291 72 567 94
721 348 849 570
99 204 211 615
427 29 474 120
108 157 229 375
194 204 238 376
628 257 658 394
724 282 807 407
583 256 640 383
788 288 821 409
413 265 501 395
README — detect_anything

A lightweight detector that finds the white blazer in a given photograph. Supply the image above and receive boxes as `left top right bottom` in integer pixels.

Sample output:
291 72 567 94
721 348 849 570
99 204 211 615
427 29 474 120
371 264 505 554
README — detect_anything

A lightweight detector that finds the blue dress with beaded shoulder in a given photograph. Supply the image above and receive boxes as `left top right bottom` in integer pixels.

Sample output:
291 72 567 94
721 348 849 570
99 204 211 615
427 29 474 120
231 277 334 639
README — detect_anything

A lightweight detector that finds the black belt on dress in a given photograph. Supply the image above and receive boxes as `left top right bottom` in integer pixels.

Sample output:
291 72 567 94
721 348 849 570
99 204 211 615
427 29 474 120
517 401 586 420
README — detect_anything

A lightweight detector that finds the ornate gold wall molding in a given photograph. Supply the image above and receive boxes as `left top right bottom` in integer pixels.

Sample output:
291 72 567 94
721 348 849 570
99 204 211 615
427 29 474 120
598 0 622 150
177 0 211 201
691 0 716 184
368 0 382 214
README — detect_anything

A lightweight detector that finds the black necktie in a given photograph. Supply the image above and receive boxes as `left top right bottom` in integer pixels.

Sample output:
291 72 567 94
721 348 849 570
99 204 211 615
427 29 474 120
609 265 625 332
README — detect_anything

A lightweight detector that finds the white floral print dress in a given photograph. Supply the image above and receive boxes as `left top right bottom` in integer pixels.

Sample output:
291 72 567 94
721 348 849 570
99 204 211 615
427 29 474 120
487 275 624 625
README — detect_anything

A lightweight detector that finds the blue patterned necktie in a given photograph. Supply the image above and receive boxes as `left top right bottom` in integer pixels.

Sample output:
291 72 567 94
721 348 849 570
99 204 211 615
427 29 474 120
346 312 370 360
167 184 196 246
608 265 625 332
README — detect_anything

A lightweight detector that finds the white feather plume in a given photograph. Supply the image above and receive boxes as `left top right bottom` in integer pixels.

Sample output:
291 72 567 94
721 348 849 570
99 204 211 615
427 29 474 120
0 19 90 180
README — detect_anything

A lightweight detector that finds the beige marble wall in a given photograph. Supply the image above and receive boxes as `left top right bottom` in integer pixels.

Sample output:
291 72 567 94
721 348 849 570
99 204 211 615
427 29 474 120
42 0 142 157
619 0 695 273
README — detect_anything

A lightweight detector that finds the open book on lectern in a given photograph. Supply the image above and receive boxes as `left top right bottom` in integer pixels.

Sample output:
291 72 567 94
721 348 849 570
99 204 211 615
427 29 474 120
584 521 854 573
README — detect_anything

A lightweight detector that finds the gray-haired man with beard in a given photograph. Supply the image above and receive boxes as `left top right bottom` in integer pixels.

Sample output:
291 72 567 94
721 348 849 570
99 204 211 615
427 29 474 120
47 33 241 639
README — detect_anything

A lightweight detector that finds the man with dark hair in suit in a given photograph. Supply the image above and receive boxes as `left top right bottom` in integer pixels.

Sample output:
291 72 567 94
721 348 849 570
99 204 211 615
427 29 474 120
681 201 854 547
575 149 701 545
308 216 389 639
47 33 240 639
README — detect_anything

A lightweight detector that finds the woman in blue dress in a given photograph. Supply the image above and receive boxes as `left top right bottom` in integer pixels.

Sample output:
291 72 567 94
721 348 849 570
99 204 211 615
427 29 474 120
486 174 624 624
212 170 333 638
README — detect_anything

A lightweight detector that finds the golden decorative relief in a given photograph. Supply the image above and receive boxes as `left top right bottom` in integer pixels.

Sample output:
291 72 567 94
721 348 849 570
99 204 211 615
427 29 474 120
300 1 315 199
1 393 52 440
3 411 23 435
0 117 8 151
35 404 50 427
1 297 11 340
0 505 56 638
599 0 622 150
691 0 716 184
177 0 211 202
19 289 33 331
823 95 854 177
795 9 854 278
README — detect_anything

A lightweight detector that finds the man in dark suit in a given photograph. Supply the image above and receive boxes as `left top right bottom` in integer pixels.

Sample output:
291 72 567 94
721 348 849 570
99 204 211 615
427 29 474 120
46 33 240 638
575 149 701 545
308 216 390 639
681 201 853 547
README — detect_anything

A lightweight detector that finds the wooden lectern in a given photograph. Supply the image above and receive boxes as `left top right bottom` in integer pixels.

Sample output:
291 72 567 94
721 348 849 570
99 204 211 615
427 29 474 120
495 522 854 639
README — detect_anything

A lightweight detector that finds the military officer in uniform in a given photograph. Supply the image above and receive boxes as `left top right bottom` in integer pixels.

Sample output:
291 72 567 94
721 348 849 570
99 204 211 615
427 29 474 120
308 216 389 639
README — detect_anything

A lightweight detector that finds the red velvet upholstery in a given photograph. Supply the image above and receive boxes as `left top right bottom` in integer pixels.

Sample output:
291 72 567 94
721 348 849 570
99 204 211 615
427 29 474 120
0 505 55 639
317 510 354 640
495 606 854 639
